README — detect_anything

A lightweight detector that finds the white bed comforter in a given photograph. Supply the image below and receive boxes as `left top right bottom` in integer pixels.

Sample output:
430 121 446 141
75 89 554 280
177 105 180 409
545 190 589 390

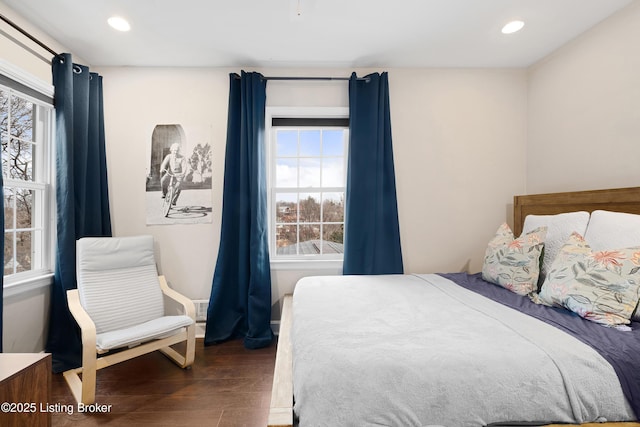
292 274 634 427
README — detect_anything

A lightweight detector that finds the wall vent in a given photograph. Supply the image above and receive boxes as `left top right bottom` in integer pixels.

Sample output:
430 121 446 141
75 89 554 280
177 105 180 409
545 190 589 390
192 299 208 322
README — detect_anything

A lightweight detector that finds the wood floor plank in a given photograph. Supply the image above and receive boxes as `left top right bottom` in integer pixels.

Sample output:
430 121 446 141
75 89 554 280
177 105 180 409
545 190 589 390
51 338 276 427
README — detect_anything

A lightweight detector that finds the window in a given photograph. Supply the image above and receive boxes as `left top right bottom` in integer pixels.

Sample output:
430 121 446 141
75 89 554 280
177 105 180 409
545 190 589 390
1 65 54 286
267 108 348 262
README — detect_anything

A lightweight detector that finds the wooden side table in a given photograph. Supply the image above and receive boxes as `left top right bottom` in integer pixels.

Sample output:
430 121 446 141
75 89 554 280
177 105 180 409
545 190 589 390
0 353 52 427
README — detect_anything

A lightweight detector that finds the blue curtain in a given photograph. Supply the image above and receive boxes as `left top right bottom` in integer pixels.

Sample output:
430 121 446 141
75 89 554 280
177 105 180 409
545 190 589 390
343 72 403 275
46 53 112 373
204 71 273 350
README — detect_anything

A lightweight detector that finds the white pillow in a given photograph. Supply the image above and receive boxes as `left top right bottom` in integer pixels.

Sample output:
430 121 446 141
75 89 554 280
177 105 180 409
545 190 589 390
522 211 590 285
584 210 640 251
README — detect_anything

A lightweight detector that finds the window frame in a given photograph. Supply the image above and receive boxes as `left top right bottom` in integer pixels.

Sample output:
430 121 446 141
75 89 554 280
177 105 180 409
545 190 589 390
1 59 55 296
266 107 349 270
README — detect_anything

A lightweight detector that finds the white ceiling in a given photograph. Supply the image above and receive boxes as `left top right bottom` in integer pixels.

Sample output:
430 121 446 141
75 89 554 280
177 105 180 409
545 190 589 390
3 0 634 68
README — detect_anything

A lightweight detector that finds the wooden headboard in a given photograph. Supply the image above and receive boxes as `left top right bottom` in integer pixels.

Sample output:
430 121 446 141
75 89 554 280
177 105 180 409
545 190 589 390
513 187 640 236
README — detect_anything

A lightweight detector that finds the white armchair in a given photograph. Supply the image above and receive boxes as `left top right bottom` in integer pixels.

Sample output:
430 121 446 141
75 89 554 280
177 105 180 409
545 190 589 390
63 235 196 404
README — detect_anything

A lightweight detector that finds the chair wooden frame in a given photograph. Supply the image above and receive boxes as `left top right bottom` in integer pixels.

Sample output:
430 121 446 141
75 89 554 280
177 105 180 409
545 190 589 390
63 275 196 405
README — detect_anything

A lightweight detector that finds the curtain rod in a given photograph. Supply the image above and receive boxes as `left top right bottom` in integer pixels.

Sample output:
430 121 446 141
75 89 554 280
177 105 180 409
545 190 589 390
0 13 59 58
265 76 371 82
235 75 370 82
267 76 348 81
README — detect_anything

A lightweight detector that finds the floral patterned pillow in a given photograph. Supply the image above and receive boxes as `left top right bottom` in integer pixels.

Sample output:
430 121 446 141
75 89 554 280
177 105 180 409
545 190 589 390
533 232 640 327
482 223 547 296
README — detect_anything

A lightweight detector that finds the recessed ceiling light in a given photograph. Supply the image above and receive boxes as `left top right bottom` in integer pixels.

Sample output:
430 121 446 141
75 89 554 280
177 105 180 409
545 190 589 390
501 20 524 34
108 16 131 32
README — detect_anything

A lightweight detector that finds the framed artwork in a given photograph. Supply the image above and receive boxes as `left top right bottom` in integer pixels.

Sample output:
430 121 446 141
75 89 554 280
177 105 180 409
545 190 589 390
145 124 213 225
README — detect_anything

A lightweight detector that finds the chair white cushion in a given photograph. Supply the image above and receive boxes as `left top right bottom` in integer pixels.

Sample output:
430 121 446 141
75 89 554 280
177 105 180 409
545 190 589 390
96 315 194 351
77 236 165 334
78 235 157 271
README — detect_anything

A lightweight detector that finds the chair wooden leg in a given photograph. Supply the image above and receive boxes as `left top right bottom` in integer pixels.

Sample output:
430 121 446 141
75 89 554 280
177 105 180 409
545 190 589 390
185 323 196 366
63 356 96 405
62 369 84 404
160 324 196 368
80 359 97 404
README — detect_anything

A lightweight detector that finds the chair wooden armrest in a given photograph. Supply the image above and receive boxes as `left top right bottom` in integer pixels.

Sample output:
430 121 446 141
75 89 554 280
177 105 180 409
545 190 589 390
66 289 97 340
64 289 98 404
159 275 196 319
157 275 196 368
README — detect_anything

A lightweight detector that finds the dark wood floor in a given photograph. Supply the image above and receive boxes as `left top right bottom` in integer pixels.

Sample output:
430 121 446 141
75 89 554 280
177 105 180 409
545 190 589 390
51 338 277 427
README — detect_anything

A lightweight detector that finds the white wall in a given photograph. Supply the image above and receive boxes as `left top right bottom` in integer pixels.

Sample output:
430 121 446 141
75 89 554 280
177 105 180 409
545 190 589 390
97 66 528 312
527 2 640 194
390 69 527 275
3 287 50 351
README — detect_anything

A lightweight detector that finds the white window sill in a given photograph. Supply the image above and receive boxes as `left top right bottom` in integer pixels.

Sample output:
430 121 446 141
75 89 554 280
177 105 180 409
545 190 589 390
270 259 343 271
3 272 54 298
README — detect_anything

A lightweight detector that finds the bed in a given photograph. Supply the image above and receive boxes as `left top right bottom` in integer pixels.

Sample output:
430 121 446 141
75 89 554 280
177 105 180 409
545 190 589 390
268 186 640 427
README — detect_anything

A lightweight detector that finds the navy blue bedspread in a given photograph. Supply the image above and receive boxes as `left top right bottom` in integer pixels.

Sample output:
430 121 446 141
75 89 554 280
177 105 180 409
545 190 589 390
439 272 640 419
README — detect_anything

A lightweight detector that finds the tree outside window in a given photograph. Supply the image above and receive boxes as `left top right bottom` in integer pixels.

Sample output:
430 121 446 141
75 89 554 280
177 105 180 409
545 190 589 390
1 87 48 276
